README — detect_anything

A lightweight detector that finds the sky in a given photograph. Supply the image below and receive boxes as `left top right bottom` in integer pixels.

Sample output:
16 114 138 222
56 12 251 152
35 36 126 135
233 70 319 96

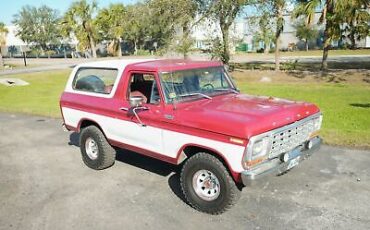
0 0 138 25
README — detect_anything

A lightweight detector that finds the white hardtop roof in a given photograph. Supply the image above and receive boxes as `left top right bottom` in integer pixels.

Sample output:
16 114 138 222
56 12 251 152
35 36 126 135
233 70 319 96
75 59 156 71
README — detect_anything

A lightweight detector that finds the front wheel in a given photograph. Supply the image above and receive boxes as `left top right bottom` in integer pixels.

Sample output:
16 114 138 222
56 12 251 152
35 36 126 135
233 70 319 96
180 152 241 214
79 125 116 170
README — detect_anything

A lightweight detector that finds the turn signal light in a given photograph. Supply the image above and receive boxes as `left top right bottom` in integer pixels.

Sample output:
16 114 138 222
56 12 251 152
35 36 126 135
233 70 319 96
229 137 245 145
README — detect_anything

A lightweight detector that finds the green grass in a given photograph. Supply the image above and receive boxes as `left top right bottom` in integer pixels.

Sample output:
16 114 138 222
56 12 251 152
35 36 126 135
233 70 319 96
0 70 70 117
237 81 370 149
280 49 370 57
233 60 370 71
0 69 369 149
236 49 370 57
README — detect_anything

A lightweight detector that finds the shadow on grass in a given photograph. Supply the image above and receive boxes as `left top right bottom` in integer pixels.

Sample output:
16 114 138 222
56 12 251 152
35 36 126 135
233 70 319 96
350 103 370 108
68 132 188 204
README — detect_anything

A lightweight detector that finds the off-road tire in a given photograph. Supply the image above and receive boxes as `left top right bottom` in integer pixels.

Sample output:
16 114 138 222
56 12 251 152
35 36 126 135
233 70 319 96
79 125 116 170
180 152 241 214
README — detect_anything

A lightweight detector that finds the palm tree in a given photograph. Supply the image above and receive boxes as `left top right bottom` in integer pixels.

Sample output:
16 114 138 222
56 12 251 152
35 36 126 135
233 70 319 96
274 0 286 71
339 0 370 49
294 21 319 51
62 0 98 58
96 4 126 57
0 22 9 67
293 0 343 71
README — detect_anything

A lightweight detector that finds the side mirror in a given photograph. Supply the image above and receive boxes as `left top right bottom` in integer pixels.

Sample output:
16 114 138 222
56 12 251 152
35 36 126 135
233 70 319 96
129 96 144 108
127 96 149 127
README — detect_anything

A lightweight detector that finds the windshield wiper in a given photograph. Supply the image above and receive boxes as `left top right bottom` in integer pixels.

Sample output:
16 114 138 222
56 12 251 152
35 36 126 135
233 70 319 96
178 93 212 100
214 88 239 94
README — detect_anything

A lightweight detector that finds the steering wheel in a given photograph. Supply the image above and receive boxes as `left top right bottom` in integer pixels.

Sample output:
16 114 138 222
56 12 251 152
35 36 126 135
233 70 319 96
202 83 214 91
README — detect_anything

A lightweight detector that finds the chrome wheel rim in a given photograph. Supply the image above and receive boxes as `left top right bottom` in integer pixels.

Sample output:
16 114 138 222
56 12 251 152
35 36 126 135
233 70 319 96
85 137 98 160
192 170 221 201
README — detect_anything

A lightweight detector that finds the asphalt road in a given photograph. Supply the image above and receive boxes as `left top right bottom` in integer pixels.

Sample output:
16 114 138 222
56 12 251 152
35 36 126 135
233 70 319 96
1 54 370 76
0 113 369 230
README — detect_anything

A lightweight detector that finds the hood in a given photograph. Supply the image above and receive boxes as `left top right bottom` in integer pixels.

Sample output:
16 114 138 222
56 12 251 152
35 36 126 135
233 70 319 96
174 93 320 139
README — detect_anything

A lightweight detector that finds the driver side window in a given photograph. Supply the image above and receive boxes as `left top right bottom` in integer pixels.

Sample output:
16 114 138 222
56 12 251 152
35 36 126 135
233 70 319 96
127 73 161 104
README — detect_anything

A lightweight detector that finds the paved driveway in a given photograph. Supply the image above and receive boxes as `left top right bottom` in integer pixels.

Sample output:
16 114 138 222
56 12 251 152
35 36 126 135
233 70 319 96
0 113 369 230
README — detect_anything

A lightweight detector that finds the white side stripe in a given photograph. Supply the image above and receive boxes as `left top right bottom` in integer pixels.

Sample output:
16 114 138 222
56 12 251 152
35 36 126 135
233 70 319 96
62 107 246 172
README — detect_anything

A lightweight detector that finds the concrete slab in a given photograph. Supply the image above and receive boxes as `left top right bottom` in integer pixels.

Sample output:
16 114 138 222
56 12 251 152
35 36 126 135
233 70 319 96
0 78 29 86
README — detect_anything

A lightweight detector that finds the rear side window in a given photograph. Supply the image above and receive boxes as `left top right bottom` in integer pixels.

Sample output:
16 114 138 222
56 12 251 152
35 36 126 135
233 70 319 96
72 68 118 94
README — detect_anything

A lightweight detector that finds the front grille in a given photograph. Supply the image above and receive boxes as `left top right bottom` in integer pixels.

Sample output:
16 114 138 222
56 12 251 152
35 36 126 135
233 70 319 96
269 117 318 158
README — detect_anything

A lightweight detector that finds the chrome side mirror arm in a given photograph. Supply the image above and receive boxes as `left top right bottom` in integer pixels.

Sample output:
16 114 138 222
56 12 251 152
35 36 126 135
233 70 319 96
132 106 148 127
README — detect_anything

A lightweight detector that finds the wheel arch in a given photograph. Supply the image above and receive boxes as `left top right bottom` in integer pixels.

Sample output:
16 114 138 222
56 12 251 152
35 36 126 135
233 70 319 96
177 144 241 183
78 118 105 135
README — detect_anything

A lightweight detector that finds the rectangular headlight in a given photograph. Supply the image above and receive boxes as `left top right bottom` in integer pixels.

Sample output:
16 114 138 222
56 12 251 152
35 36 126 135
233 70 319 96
251 137 270 158
309 114 323 139
243 135 271 169
314 115 323 130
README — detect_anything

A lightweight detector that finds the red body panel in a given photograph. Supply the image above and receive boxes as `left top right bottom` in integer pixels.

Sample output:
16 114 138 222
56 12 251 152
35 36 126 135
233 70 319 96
171 94 319 139
60 59 321 183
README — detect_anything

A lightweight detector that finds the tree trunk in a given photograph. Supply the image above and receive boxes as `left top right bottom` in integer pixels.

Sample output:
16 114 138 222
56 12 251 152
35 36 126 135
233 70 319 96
134 40 137 55
321 26 330 71
349 31 356 50
182 24 190 59
306 39 309 51
264 42 270 54
117 38 122 57
89 34 97 58
0 48 4 67
275 4 283 71
220 23 230 65
321 0 335 71
82 21 97 58
275 37 280 71
183 50 188 59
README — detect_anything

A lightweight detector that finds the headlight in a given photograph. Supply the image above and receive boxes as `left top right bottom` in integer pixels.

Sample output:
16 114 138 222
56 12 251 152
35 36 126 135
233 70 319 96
314 115 323 130
243 136 271 169
251 138 268 158
309 114 323 139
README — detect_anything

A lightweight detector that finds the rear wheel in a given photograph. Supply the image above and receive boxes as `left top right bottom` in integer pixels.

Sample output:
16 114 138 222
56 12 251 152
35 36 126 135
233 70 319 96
180 152 241 214
79 125 116 170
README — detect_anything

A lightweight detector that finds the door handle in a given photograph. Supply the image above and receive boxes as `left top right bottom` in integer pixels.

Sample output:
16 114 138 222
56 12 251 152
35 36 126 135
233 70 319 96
119 107 129 111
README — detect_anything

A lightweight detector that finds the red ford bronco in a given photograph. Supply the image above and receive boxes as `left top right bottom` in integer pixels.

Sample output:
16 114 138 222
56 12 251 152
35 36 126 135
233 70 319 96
60 59 322 214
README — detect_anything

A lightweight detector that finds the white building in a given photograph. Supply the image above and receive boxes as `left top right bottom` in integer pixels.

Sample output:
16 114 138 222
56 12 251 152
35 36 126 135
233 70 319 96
4 25 27 46
0 25 27 56
191 12 370 52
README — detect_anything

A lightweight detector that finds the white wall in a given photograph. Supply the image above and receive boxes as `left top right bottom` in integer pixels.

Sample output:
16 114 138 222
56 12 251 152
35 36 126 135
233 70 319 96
4 25 27 46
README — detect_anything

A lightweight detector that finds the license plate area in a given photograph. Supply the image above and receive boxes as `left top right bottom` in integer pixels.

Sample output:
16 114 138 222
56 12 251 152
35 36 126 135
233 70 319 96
287 156 300 170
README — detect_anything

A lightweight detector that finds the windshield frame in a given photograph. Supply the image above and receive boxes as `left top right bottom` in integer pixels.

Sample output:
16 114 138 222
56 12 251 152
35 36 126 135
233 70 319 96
159 66 238 104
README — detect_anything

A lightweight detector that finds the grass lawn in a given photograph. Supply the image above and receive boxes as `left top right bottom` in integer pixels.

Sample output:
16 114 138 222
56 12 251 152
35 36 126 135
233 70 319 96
0 69 369 149
237 80 370 149
236 49 370 57
0 70 70 117
232 59 370 71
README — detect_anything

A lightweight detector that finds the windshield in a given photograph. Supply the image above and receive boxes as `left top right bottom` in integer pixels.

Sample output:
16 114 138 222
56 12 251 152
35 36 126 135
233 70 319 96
160 67 236 103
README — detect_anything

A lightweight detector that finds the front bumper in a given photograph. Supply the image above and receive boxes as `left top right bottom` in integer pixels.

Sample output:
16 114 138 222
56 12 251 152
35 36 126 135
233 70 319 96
241 137 322 186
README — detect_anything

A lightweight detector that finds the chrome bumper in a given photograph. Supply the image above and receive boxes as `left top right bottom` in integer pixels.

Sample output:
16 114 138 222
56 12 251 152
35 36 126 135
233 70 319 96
241 137 322 186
